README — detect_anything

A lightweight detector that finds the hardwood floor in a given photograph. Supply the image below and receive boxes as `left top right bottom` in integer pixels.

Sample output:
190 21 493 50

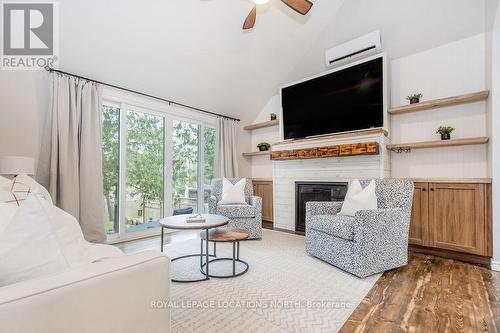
117 229 500 332
340 253 500 333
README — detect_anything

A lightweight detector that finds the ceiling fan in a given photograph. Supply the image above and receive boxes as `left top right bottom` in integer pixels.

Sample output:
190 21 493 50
243 0 313 30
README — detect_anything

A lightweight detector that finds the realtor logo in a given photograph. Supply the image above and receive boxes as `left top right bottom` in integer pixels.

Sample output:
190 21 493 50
1 1 58 70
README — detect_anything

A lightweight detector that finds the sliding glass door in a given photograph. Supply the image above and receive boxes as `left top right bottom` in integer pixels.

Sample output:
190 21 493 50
102 105 120 235
125 110 165 233
172 120 200 214
101 100 215 240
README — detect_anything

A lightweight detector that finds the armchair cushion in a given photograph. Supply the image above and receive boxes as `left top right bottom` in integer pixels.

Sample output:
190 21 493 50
307 214 355 241
218 178 247 205
340 179 377 216
211 178 253 203
216 204 257 218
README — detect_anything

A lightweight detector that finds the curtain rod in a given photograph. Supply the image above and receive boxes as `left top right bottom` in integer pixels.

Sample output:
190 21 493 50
44 66 240 122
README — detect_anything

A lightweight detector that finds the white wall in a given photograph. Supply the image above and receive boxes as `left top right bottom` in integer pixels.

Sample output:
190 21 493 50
287 0 486 83
248 95 281 179
248 34 490 180
489 2 500 271
0 71 48 161
390 33 488 178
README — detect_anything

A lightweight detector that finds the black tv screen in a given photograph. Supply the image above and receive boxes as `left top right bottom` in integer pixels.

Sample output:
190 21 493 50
281 57 384 140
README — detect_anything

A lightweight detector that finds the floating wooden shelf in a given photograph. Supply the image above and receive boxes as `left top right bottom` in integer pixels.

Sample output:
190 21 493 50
387 137 489 152
271 142 379 161
243 119 279 130
389 91 489 115
242 150 271 157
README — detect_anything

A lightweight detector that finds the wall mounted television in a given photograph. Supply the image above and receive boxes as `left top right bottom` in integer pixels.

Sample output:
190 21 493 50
281 56 384 140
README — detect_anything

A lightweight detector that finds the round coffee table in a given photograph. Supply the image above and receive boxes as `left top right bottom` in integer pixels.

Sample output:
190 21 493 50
159 214 229 283
200 229 250 278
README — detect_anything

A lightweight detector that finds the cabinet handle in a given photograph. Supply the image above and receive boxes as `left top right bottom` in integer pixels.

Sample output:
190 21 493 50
422 188 426 192
430 188 434 191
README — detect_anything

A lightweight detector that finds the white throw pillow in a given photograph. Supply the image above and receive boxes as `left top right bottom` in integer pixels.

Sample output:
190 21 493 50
0 194 91 286
340 179 378 217
218 178 247 205
11 173 53 205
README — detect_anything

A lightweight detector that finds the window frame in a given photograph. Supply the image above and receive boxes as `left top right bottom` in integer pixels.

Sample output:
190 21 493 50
102 88 217 242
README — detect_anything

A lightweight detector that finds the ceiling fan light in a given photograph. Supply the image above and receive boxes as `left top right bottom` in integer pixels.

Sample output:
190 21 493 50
252 0 269 4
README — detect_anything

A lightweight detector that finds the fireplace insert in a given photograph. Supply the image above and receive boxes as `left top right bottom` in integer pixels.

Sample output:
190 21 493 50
295 182 348 233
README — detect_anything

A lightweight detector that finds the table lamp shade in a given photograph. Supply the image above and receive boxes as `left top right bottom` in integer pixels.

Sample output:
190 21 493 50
0 156 35 175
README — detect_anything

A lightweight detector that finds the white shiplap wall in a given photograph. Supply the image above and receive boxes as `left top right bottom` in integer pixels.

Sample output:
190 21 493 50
390 33 488 178
272 133 390 231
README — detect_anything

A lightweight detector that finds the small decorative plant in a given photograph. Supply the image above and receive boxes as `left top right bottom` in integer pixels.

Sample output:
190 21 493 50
257 142 271 151
270 113 277 120
406 93 423 104
436 126 455 140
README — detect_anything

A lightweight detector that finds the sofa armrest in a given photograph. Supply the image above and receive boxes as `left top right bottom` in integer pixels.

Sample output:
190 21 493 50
305 201 343 219
208 195 217 214
249 195 262 213
0 251 171 333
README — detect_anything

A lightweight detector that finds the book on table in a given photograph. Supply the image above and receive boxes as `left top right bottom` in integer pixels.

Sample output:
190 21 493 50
186 214 206 223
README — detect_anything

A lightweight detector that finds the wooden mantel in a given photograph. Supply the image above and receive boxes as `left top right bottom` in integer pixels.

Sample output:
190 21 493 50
270 142 379 160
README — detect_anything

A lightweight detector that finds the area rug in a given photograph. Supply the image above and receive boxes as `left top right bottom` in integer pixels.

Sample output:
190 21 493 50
164 229 380 333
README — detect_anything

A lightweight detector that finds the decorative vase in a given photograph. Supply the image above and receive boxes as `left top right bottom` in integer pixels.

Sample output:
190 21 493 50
258 146 269 151
440 133 450 140
410 97 420 104
270 114 277 120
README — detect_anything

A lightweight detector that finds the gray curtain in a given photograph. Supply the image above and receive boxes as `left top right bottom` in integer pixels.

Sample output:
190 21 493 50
37 73 105 243
214 118 239 178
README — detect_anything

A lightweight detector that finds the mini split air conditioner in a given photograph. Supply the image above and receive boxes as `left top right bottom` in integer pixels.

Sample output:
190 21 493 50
325 30 382 67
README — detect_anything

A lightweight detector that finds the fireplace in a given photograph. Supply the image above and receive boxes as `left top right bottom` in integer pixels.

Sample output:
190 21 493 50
295 182 348 233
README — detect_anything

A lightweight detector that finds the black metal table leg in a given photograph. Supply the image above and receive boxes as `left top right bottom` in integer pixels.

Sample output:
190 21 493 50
232 242 236 275
160 226 164 252
200 239 203 267
205 229 209 278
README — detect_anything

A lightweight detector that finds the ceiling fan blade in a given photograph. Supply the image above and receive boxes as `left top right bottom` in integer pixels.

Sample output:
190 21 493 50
243 6 257 30
281 0 313 15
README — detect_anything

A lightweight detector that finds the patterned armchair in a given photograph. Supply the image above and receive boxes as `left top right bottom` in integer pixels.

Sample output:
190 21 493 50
305 179 414 278
208 178 262 239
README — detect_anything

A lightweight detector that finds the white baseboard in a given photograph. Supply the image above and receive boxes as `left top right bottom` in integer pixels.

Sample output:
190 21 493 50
491 260 500 272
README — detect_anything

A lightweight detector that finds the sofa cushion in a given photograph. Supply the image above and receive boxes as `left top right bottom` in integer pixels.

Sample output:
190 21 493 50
308 214 355 241
217 204 257 218
0 194 91 286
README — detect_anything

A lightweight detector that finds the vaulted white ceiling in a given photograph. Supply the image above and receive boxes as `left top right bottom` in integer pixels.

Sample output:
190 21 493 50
57 0 489 123
58 0 345 122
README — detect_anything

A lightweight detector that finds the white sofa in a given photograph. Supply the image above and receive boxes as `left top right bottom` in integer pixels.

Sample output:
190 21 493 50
0 245 171 333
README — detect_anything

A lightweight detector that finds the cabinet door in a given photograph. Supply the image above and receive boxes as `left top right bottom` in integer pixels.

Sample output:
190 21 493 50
253 181 273 223
409 182 429 246
429 183 486 255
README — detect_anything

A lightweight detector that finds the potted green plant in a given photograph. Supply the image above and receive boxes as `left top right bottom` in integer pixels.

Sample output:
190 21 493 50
406 93 423 104
270 113 277 120
436 126 455 140
257 142 271 151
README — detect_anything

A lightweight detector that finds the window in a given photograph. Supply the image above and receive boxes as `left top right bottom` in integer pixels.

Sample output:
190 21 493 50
125 110 165 233
172 120 199 214
203 127 216 209
102 105 120 235
101 95 216 240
